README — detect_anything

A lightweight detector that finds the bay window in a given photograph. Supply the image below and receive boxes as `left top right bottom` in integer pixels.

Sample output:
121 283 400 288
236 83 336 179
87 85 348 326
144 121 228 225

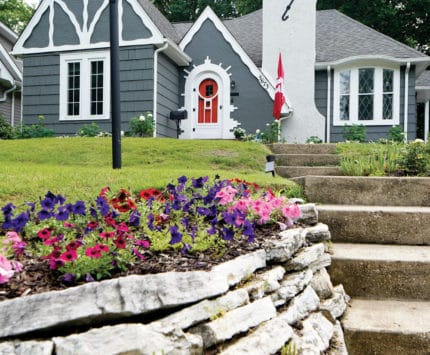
60 51 110 121
334 66 400 126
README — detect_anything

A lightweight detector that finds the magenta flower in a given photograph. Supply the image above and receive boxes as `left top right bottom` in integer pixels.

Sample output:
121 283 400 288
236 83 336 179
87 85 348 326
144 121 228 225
37 228 51 240
114 237 126 249
85 247 102 259
0 254 14 284
60 250 78 262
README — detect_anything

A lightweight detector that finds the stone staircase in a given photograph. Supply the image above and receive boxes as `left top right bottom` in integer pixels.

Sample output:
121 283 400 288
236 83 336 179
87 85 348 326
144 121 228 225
297 176 430 355
268 143 342 178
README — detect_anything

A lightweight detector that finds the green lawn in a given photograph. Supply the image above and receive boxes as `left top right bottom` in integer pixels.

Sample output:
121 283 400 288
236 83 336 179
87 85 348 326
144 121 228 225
0 137 295 205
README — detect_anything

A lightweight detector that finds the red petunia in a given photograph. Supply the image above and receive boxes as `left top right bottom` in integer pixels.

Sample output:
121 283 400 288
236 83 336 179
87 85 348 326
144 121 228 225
37 228 51 240
114 237 126 249
60 250 78 262
99 231 115 239
66 241 81 251
85 247 102 259
94 244 109 253
87 221 98 229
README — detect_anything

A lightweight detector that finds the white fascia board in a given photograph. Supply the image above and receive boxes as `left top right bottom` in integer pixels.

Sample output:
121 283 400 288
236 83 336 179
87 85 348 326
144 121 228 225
0 22 18 43
179 6 283 106
0 44 22 82
316 55 430 71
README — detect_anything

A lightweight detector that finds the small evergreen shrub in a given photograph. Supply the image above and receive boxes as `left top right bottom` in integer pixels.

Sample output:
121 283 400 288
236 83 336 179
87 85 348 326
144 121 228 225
77 123 101 137
16 116 55 139
0 115 14 139
388 126 405 143
342 124 366 143
129 112 154 137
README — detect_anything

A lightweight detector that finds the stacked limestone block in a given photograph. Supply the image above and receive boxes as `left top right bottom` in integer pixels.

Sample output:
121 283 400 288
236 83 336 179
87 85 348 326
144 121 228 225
0 204 349 355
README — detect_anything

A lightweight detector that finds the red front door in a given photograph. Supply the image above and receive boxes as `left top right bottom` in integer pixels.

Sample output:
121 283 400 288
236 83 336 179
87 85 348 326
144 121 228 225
198 79 219 124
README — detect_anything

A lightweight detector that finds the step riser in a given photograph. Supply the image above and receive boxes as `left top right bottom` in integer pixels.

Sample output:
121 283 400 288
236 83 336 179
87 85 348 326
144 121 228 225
276 167 343 178
319 209 430 245
345 330 430 355
299 176 430 206
268 144 337 155
329 259 430 300
275 154 341 166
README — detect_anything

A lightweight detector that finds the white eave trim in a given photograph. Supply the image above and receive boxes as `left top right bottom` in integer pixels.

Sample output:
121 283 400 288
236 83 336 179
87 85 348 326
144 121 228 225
179 6 287 108
157 38 191 66
316 55 430 73
0 44 22 82
0 22 18 43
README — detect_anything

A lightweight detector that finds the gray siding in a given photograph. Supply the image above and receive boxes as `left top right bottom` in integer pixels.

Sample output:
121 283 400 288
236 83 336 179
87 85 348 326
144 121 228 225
318 66 419 143
53 3 80 46
22 46 156 136
156 53 180 138
24 8 50 48
0 88 21 126
181 19 274 134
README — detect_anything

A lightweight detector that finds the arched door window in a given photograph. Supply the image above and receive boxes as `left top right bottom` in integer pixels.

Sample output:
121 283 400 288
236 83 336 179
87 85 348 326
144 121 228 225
198 79 219 124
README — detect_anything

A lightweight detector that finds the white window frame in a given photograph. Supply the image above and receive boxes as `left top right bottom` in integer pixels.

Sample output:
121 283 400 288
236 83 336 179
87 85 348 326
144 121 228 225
333 65 400 126
60 51 110 121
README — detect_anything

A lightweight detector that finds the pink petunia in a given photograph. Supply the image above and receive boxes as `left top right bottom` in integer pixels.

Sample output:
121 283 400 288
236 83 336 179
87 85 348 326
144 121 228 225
37 228 51 240
60 250 78 262
0 254 14 284
216 186 238 205
94 244 109 253
282 204 301 220
85 247 102 259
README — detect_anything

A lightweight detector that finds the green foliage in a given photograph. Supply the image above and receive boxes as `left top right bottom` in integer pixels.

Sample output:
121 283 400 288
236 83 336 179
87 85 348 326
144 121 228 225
76 123 101 137
233 127 246 140
388 126 405 143
306 136 323 144
260 121 280 144
0 0 34 34
129 112 154 137
16 116 55 139
281 341 297 355
396 140 430 176
0 115 14 139
342 124 366 143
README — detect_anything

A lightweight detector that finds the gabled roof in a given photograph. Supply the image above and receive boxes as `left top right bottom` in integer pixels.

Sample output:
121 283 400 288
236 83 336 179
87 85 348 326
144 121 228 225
316 10 427 63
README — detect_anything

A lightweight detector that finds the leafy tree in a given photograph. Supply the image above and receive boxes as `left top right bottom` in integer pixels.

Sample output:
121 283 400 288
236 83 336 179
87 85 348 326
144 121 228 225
317 0 430 54
235 0 262 16
0 0 34 34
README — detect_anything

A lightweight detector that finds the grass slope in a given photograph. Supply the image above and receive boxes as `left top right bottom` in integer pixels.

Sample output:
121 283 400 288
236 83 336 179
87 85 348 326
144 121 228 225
0 138 294 204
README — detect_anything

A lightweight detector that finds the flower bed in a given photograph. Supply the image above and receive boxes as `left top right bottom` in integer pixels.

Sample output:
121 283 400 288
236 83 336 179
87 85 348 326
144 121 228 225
1 176 301 299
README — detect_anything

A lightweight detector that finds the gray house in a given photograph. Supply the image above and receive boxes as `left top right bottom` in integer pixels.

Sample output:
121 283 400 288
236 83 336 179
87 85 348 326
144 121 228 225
0 22 22 127
12 0 430 142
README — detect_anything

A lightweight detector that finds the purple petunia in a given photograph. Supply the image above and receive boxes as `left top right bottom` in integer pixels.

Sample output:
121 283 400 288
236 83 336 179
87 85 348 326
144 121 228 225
169 225 183 245
38 209 53 221
96 196 110 217
129 210 141 227
71 201 86 215
55 206 70 221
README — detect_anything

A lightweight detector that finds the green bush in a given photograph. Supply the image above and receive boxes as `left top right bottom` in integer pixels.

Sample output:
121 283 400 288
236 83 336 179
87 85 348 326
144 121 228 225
129 112 154 137
306 136 323 144
397 140 429 176
0 115 14 139
388 126 405 143
77 123 101 137
261 121 280 144
342 124 366 142
16 116 55 139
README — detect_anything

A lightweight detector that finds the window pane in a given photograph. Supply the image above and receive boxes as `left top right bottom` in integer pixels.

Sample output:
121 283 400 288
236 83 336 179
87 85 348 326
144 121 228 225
383 94 393 120
383 69 394 92
90 60 104 115
359 68 374 94
358 95 373 120
67 62 80 117
340 95 350 120
340 71 350 94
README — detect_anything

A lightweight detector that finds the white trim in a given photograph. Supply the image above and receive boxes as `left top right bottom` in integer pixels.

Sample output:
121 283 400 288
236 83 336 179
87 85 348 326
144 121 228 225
153 41 169 137
179 6 290 111
0 44 22 82
333 65 401 126
0 22 18 42
326 66 331 142
13 0 164 55
59 50 110 121
425 100 429 143
404 62 410 141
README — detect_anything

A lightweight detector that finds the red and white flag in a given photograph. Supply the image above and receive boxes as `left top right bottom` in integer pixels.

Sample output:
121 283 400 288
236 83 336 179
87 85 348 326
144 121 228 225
273 53 286 120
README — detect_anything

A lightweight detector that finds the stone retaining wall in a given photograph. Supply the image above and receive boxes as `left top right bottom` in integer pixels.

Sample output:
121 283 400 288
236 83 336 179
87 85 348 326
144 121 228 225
0 204 349 355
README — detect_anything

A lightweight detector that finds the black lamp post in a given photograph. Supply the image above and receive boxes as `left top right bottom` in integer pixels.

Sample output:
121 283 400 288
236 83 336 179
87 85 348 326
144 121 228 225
110 0 121 169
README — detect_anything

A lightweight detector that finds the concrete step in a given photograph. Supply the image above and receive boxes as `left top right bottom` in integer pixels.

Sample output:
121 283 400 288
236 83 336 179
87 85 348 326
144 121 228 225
275 154 341 167
295 176 430 206
329 243 430 300
318 205 430 245
276 166 343 178
268 143 338 155
343 298 430 355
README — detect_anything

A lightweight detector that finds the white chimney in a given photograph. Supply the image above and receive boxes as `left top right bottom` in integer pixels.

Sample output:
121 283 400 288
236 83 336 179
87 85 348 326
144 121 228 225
262 0 325 143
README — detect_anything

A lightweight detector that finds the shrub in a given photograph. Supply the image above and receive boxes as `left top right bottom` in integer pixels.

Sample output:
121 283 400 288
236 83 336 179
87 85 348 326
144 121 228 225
129 112 154 137
233 127 246 140
0 115 14 139
342 124 366 143
261 121 280 144
16 116 55 139
77 123 101 137
388 126 405 143
306 136 323 144
396 140 429 176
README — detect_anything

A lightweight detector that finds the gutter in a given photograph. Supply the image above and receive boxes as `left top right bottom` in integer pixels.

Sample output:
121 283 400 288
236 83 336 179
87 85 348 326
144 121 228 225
0 84 17 102
153 41 169 138
403 62 410 142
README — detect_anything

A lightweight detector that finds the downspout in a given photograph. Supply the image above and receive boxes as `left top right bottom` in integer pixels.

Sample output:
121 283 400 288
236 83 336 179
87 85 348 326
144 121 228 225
425 100 429 143
0 84 17 102
153 41 169 138
403 62 410 142
11 90 15 126
326 66 331 143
